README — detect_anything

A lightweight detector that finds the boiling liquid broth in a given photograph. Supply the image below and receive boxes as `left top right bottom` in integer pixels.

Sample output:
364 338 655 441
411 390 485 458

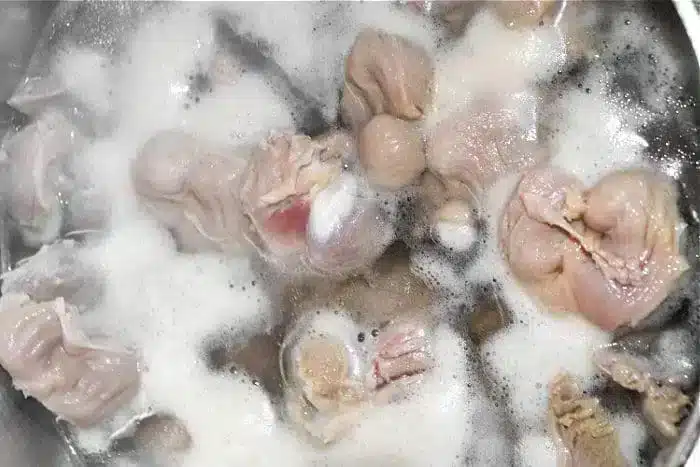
3 1 699 466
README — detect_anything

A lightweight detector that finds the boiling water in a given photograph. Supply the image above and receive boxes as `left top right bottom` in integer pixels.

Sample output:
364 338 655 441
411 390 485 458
2 1 699 466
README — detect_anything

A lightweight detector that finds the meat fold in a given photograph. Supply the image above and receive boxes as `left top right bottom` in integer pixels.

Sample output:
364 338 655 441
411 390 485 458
501 167 689 331
0 293 140 427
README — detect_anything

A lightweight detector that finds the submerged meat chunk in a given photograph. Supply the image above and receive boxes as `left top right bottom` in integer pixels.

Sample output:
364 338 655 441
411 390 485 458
131 130 248 253
501 167 689 331
548 373 628 467
240 130 393 276
594 344 692 445
1 108 83 246
341 28 434 132
0 293 140 427
427 96 547 197
1 239 103 310
358 114 426 190
280 310 434 444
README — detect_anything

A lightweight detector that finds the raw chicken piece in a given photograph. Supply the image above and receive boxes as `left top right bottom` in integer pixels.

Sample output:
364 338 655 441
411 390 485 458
593 344 692 446
241 130 393 276
1 238 103 309
239 130 347 260
501 167 591 310
0 293 140 427
548 372 629 467
340 28 434 133
357 114 426 191
1 108 84 247
131 130 248 253
426 96 547 199
280 309 434 444
305 172 396 277
280 246 436 443
501 167 689 331
568 170 689 330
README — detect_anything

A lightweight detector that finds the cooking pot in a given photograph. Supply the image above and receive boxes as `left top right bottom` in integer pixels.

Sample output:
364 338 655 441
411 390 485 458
0 1 698 466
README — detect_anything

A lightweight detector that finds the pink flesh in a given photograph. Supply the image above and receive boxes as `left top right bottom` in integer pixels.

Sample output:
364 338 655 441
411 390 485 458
370 325 432 387
263 199 311 237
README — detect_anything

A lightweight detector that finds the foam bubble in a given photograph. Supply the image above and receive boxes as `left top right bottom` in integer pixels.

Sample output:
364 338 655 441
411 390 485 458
515 433 558 467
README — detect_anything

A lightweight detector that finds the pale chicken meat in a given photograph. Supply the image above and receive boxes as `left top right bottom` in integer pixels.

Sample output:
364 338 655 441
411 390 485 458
0 293 140 427
501 167 689 331
426 97 547 200
240 130 394 276
1 238 103 309
279 247 436 443
131 130 249 253
357 114 426 191
1 108 84 247
280 310 435 445
593 343 692 445
340 28 434 133
548 372 628 467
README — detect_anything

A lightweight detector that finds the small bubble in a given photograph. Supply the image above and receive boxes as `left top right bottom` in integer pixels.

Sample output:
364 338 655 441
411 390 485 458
624 19 631 25
585 88 592 94
371 329 379 338
357 332 366 343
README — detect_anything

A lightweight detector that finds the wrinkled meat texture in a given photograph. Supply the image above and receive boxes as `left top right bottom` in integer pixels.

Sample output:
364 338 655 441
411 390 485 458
131 130 248 253
593 344 691 445
358 114 426 190
548 373 628 467
427 98 547 197
239 130 349 270
341 28 434 132
501 167 689 331
1 239 103 309
0 294 139 427
1 109 83 246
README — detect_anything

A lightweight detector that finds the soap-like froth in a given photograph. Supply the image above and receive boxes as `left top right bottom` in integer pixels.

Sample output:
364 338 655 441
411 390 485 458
15 1 695 465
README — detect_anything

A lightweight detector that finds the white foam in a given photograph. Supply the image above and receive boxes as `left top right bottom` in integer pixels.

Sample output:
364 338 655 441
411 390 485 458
308 173 358 243
481 308 610 429
612 413 647 465
434 221 478 253
220 2 439 122
516 433 559 467
430 9 567 123
53 47 113 118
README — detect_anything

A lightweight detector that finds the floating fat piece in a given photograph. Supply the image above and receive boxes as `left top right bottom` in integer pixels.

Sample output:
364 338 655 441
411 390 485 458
306 172 396 276
1 108 84 247
0 293 140 428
